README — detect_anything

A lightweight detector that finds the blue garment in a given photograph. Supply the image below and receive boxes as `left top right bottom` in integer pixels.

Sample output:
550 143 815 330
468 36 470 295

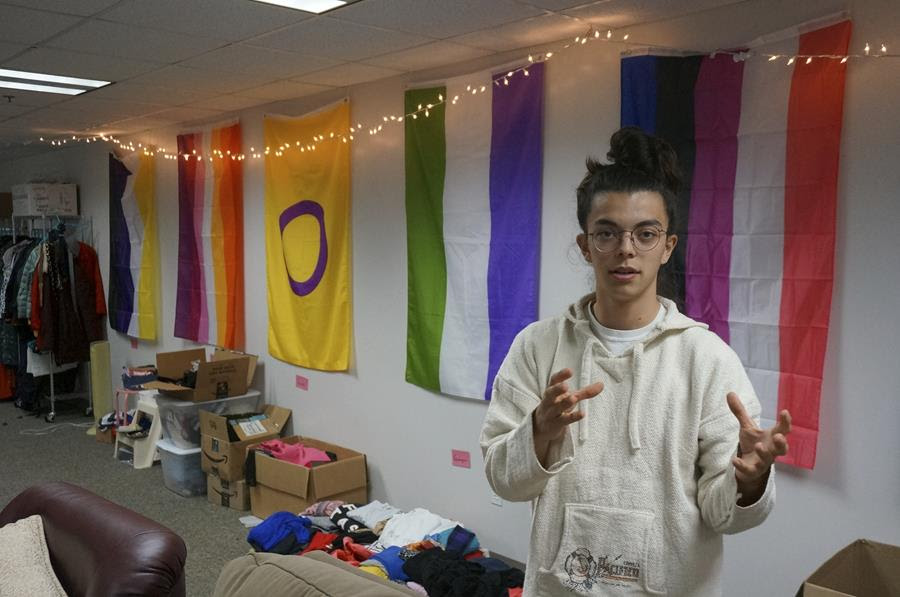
430 525 480 555
371 546 410 582
247 512 312 552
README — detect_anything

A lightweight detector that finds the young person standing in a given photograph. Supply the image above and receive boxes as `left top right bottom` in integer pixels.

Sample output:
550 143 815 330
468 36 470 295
480 127 791 596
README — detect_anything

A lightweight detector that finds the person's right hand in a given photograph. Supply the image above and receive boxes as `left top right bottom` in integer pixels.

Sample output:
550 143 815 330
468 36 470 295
533 368 604 443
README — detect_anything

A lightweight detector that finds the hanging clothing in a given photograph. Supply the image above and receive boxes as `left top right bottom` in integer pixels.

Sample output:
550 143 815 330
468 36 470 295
73 242 107 343
34 237 106 365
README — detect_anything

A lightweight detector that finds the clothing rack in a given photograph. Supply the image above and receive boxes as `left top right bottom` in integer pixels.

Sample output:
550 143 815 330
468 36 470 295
12 214 94 422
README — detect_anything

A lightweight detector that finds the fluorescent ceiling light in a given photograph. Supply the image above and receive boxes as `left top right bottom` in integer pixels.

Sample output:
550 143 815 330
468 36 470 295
0 67 110 96
0 68 109 88
0 81 84 95
250 0 347 14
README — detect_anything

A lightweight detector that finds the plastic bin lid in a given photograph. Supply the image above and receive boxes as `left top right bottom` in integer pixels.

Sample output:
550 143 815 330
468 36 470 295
156 437 201 456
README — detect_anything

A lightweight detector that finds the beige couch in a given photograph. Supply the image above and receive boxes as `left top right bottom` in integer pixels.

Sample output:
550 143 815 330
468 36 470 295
214 550 421 597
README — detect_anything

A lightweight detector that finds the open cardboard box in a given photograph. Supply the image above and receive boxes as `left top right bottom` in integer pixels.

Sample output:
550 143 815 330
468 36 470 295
200 405 291 481
144 348 258 402
798 539 900 597
249 435 368 520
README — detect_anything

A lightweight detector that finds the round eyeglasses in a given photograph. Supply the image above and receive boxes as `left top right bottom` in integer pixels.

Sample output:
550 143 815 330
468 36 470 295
588 225 667 253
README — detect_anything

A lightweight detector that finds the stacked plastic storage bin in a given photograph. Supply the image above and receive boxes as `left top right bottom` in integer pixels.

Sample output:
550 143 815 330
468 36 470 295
155 391 262 497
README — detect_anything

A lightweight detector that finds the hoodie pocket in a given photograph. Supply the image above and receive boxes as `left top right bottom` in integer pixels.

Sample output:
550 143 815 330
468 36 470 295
537 503 665 595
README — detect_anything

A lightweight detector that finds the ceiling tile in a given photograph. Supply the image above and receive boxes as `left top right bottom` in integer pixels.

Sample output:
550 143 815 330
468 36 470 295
15 108 102 129
183 95 268 112
0 103 33 119
516 0 602 8
92 116 178 134
143 106 227 125
451 12 586 51
0 0 121 17
53 96 168 122
293 62 401 87
0 42 28 63
234 80 334 101
100 0 313 42
0 5 82 44
126 65 276 95
2 47 160 83
47 20 227 64
0 88 71 109
334 0 544 39
564 0 745 27
85 81 217 106
249 16 433 62
362 40 493 71
180 44 344 80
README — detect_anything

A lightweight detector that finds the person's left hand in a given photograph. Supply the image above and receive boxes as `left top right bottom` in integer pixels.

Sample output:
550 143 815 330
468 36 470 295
726 392 791 484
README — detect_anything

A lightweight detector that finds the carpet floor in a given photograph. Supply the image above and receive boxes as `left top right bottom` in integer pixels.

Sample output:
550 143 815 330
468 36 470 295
0 398 251 597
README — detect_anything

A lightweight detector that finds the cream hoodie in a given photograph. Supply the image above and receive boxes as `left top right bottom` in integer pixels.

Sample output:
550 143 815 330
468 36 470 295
480 295 774 596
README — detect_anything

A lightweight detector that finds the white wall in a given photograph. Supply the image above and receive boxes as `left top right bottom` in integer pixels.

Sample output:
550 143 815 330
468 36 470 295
2 1 898 594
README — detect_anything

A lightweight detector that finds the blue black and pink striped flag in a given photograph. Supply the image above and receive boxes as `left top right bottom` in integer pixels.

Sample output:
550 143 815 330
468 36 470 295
621 20 851 468
405 62 544 401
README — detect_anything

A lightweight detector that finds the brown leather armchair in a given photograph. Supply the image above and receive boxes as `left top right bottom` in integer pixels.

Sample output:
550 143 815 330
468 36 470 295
0 481 187 597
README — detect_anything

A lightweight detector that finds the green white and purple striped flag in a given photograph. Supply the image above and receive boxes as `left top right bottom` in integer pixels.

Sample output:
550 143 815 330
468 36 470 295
404 63 544 401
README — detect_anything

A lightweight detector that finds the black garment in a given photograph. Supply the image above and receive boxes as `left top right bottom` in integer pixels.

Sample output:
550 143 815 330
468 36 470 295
402 549 525 597
38 238 89 365
72 242 106 343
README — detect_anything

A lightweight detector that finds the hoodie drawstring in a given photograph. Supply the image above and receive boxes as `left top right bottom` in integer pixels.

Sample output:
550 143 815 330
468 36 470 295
627 342 644 452
578 345 595 443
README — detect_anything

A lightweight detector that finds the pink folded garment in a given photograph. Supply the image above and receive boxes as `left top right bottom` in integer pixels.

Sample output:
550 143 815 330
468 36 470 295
259 439 331 467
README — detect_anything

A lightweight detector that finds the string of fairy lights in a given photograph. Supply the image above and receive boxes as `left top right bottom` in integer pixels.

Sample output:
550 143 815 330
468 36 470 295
29 25 894 162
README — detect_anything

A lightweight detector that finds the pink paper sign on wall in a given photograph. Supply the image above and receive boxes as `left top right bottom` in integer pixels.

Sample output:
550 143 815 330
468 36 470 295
451 449 471 468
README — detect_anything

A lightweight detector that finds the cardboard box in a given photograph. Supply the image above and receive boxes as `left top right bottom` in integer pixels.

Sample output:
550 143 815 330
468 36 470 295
200 405 291 481
11 183 78 216
95 428 114 444
144 348 257 402
799 539 900 597
249 436 367 520
207 476 250 511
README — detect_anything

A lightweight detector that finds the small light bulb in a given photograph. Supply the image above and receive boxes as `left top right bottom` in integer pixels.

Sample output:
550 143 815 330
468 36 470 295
623 34 629 41
546 52 553 58
787 57 795 65
581 37 587 44
805 57 812 64
864 43 870 55
840 56 848 63
594 30 600 38
881 44 887 53
768 55 779 61
524 69 530 76
606 30 612 39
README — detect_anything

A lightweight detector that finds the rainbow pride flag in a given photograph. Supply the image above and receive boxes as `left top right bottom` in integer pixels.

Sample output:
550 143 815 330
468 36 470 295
405 63 544 400
621 21 851 468
174 122 245 349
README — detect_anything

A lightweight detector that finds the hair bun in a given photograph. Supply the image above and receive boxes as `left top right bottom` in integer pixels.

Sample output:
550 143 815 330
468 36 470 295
607 126 681 194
